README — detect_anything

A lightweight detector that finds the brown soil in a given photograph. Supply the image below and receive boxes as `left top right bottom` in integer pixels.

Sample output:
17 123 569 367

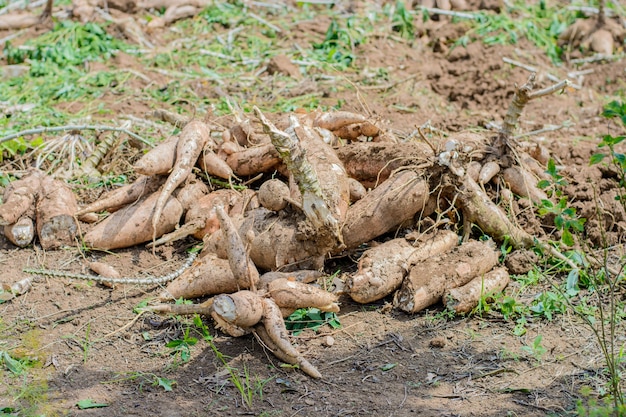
1 2 625 416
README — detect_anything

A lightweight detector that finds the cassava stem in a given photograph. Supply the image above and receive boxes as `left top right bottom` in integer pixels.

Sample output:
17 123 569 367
254 107 336 234
24 252 197 285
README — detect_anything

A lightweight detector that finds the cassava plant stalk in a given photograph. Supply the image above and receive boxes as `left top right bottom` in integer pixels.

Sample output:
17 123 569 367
254 107 342 241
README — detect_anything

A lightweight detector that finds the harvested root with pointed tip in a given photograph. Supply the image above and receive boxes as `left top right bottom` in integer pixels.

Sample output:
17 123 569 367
312 111 367 132
444 267 510 314
89 261 121 288
258 297 322 378
348 230 459 303
226 143 282 176
478 161 500 185
83 176 205 250
76 175 166 217
215 205 259 291
84 190 183 250
268 278 339 313
197 148 234 179
455 173 534 249
148 188 252 247
394 240 499 313
502 166 548 205
151 120 210 242
134 135 179 176
258 270 322 289
158 254 238 301
311 110 380 140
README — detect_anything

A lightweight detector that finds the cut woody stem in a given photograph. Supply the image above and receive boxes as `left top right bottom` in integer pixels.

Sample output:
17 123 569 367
253 106 338 237
493 73 572 160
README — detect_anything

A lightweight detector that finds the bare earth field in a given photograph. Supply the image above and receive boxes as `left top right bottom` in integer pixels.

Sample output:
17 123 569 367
1 1 625 416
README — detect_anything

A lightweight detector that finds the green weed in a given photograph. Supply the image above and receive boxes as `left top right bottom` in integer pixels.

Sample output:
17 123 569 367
0 330 57 416
389 0 415 39
166 326 198 366
193 315 272 408
311 17 369 69
521 334 547 361
456 0 577 63
105 371 176 392
285 308 340 336
533 100 626 410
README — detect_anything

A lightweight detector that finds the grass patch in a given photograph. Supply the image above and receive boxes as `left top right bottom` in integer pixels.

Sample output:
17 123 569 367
454 0 578 63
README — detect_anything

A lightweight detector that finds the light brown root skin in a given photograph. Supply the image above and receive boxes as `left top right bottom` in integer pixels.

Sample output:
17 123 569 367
478 161 500 185
349 230 459 304
226 143 281 176
76 175 166 217
258 270 322 289
89 261 121 289
0 14 40 30
258 179 290 211
83 191 183 251
159 254 238 301
502 166 548 205
152 120 210 241
341 170 429 250
260 297 322 379
215 206 259 291
312 110 367 132
211 290 264 328
197 148 233 179
3 217 35 247
394 240 499 313
133 135 179 176
0 170 43 226
444 267 510 314
455 173 534 249
36 177 78 250
268 278 339 312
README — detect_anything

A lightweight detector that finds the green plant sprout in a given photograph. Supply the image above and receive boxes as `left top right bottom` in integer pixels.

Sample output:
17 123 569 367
455 0 577 63
521 334 547 361
191 315 272 408
285 308 341 336
531 100 626 411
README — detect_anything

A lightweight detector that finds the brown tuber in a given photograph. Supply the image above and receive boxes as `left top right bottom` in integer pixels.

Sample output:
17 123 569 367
341 170 430 250
443 267 510 314
394 240 499 313
348 230 459 303
36 176 79 250
258 179 290 211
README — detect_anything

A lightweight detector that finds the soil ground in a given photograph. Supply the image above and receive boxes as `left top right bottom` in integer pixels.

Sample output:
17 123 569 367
1 1 625 416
